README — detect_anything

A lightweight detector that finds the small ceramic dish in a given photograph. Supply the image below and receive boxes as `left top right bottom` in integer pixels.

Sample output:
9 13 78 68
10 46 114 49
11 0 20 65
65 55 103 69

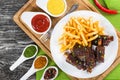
36 0 67 17
20 12 52 34
20 55 48 80
41 66 58 80
9 44 38 71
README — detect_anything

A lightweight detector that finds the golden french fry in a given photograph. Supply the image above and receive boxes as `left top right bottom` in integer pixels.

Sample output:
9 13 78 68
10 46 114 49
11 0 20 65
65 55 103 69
76 40 82 45
66 22 70 26
87 35 98 42
86 31 98 36
93 21 99 28
81 18 86 23
60 42 72 51
65 32 80 39
64 26 76 30
69 42 76 49
69 18 73 26
74 19 81 25
88 42 91 47
82 24 89 29
82 27 88 33
80 30 88 46
89 17 93 28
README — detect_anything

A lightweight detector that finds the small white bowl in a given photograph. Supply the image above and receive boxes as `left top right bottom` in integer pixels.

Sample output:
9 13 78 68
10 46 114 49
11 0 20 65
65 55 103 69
20 55 48 80
9 44 38 71
36 0 67 17
41 66 58 80
20 12 52 34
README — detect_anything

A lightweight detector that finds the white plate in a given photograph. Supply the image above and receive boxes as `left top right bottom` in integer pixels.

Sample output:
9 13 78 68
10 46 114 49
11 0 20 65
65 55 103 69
50 10 118 78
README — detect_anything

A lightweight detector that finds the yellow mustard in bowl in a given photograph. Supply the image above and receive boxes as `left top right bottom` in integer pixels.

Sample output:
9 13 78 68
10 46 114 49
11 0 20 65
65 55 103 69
47 0 66 16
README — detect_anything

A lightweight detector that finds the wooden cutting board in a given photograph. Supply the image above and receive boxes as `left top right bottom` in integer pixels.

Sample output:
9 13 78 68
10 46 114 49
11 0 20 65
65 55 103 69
13 0 120 80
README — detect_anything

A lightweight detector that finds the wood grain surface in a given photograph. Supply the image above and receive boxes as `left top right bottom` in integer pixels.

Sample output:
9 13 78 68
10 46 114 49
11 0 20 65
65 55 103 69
0 0 36 80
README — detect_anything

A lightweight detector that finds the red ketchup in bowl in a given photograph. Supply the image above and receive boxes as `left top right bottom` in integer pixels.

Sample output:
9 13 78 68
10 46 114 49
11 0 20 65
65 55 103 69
31 14 50 33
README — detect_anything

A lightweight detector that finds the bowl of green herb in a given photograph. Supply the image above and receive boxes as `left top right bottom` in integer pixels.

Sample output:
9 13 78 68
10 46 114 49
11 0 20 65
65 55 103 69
9 44 38 71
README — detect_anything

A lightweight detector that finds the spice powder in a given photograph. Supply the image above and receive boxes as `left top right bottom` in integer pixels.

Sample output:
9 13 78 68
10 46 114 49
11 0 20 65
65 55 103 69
24 46 36 58
34 56 47 69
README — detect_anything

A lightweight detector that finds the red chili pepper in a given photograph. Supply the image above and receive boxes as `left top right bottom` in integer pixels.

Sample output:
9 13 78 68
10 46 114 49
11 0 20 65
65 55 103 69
94 0 119 14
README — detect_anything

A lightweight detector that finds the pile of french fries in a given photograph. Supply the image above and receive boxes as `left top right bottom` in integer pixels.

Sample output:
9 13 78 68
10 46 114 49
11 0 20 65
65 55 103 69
58 17 104 52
